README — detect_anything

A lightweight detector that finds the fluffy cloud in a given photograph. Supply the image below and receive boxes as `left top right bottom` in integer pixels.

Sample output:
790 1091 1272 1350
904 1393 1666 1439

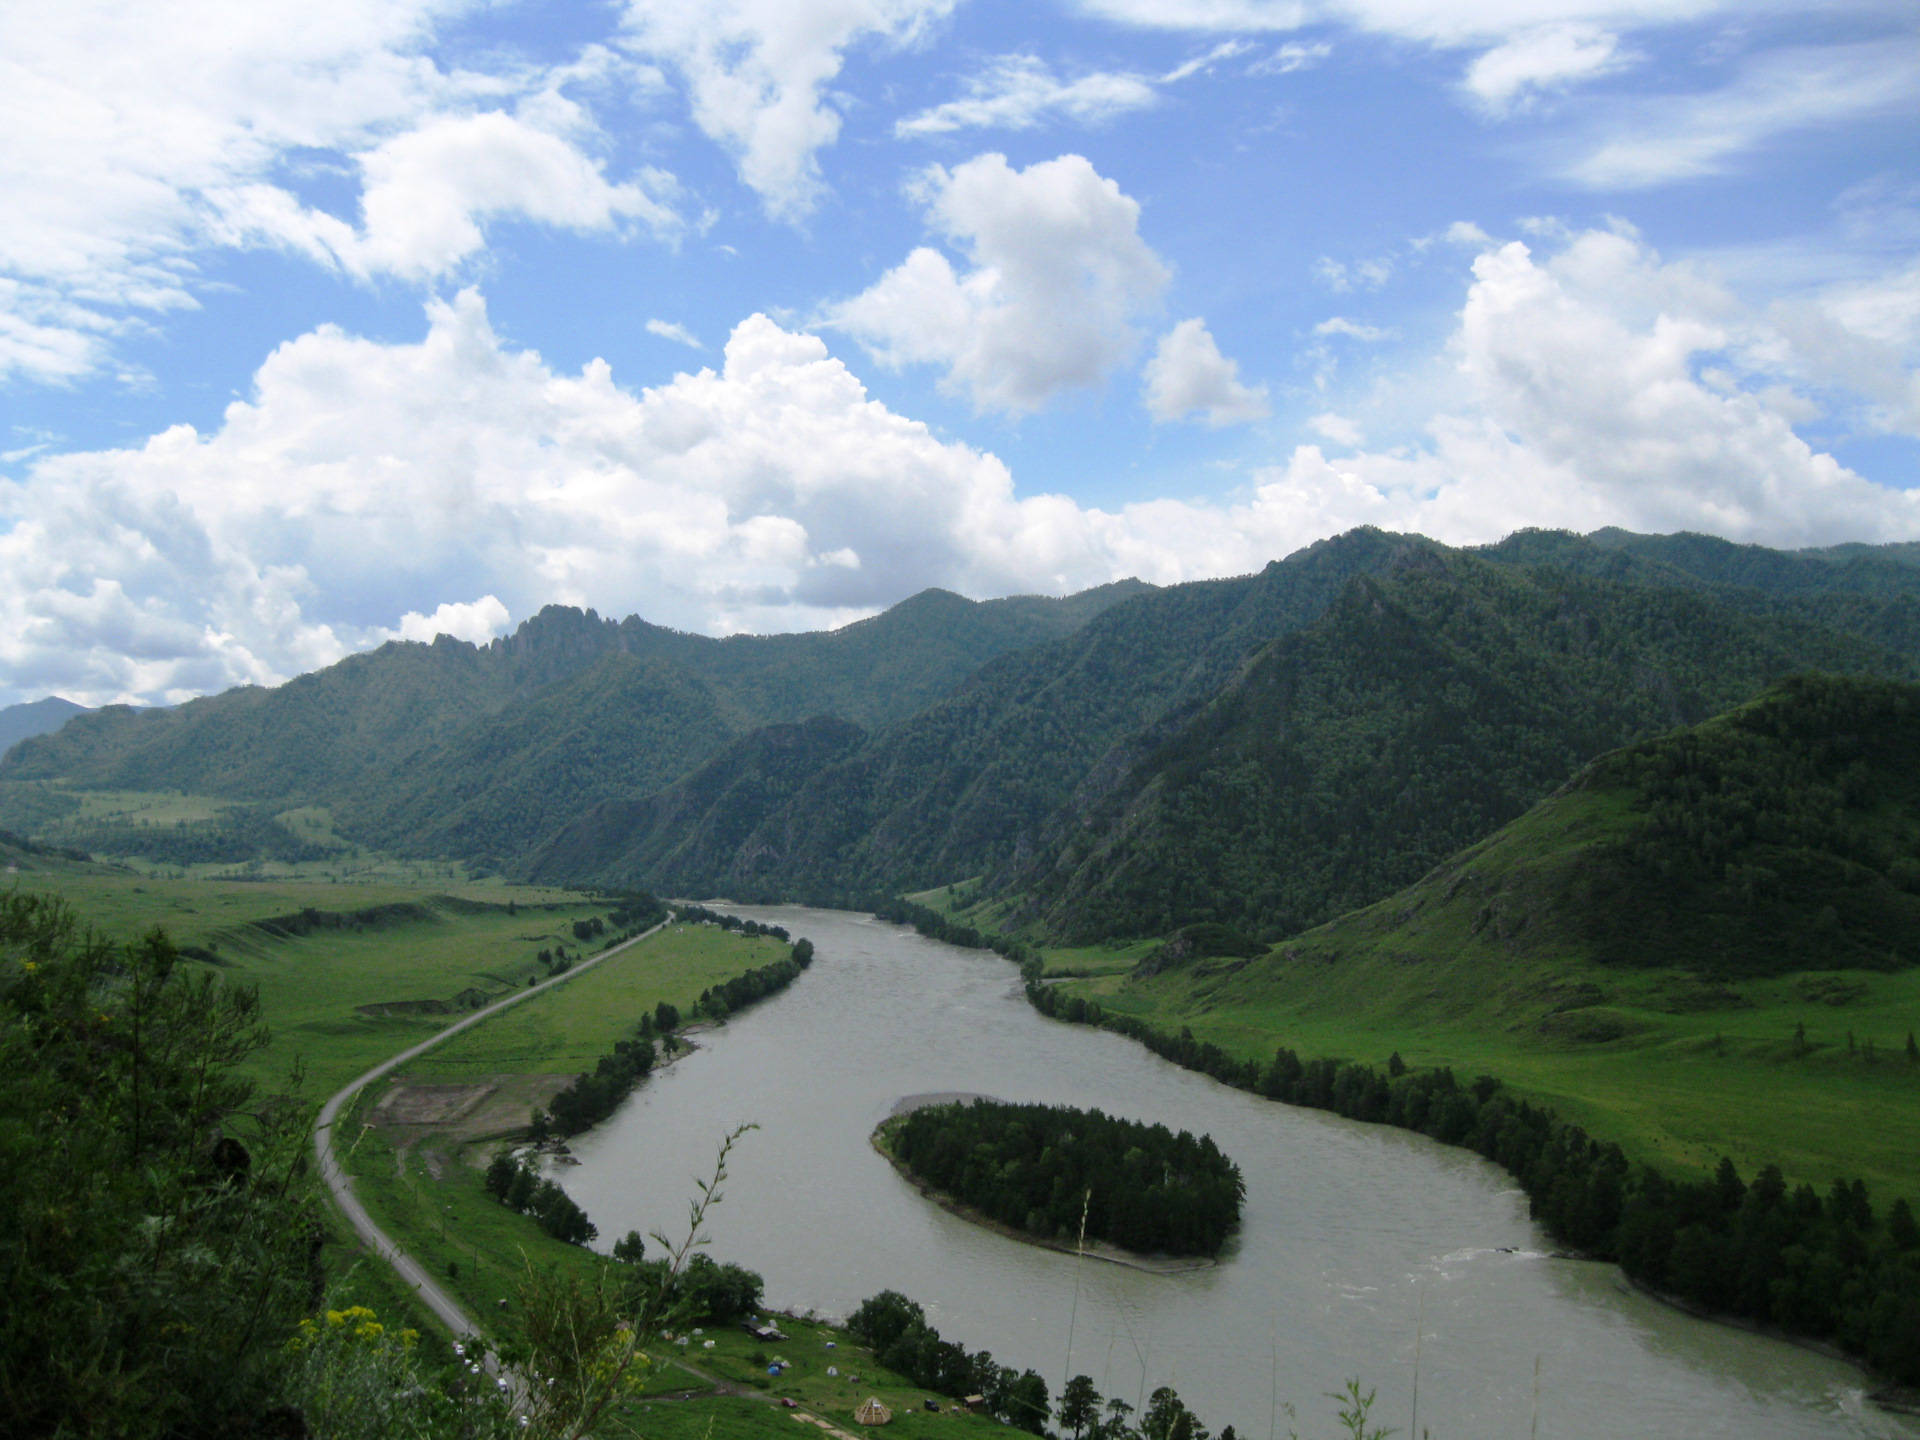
1143 319 1269 424
1266 227 1920 545
895 56 1159 137
384 596 512 645
830 153 1171 412
0 1 680 383
1464 22 1623 114
7 226 1916 708
620 0 957 218
219 107 684 282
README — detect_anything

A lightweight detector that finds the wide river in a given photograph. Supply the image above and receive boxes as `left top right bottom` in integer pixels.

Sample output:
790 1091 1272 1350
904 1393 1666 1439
561 907 1919 1440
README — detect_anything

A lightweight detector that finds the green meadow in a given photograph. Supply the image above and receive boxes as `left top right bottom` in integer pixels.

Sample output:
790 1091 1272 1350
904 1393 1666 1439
909 872 1920 1208
410 922 794 1080
3 847 608 1093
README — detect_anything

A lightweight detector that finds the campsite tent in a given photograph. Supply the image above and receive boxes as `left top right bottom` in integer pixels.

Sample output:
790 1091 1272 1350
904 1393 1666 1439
855 1399 893 1426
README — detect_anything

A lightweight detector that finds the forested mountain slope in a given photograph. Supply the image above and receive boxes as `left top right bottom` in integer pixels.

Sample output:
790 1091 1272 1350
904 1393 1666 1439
1482 530 1920 661
1185 673 1920 1005
1001 549 1916 943
540 532 1920 914
0 584 1145 861
526 714 867 890
540 526 1432 894
0 697 92 761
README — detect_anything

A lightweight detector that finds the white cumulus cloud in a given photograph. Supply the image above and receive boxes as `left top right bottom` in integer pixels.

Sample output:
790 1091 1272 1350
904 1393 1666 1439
1143 319 1270 425
384 596 513 645
830 152 1171 412
619 0 958 219
6 226 1916 708
0 2 685 384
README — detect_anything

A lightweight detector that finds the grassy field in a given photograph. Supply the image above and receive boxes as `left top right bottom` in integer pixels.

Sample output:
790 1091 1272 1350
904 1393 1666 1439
410 923 794 1079
1061 960 1920 1202
2 847 621 1093
904 873 1920 1208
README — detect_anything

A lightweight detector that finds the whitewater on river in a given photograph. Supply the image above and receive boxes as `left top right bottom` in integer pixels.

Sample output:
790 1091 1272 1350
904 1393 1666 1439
558 907 1920 1440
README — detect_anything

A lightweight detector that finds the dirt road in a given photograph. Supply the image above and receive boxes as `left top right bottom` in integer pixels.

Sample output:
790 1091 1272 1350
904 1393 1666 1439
313 917 671 1343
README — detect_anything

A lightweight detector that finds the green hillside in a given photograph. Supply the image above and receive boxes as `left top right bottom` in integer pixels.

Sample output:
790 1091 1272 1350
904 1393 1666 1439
527 713 867 891
1002 549 1914 944
539 533 1920 936
0 584 1142 865
540 527 1433 893
1040 673 1920 1202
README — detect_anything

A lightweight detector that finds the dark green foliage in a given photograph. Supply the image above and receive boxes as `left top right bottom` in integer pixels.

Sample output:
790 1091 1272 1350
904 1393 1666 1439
249 900 436 938
1009 548 1914 944
528 715 869 891
545 931 811 1134
547 1035 655 1136
0 894 320 1437
890 1099 1243 1256
1136 923 1263 976
603 892 668 931
3 586 1143 865
677 904 791 942
536 531 1920 947
675 1253 763 1321
695 941 813 1021
872 894 1035 969
611 1230 647 1264
550 529 1426 898
1568 674 1920 974
64 802 339 865
485 1155 597 1244
1026 981 1920 1385
0 695 91 759
847 1291 1053 1433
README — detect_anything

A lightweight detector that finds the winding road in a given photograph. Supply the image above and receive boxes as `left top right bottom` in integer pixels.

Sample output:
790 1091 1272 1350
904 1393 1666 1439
313 916 672 1342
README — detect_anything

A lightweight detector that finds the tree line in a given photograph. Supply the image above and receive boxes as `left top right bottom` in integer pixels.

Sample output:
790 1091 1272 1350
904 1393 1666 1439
1025 980 1920 1385
676 903 790 941
696 938 813 1020
871 893 1036 966
534 930 814 1139
483 1153 597 1244
848 1291 1052 1433
848 1288 1255 1440
888 1099 1243 1256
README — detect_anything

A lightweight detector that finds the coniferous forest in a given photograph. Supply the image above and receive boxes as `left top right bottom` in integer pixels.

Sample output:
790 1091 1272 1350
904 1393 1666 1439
887 1099 1244 1256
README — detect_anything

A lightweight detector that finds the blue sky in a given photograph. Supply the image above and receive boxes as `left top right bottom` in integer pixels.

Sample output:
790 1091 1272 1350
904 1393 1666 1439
2 0 1917 705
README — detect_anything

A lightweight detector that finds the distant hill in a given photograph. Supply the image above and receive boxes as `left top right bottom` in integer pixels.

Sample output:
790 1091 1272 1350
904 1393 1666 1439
0 583 1148 864
539 531 1920 930
539 526 1427 895
997 546 1916 943
1186 673 1920 1003
527 714 867 891
0 697 91 761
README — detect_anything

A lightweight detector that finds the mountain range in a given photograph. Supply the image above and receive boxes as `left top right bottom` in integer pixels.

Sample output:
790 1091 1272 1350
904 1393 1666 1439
9 527 1920 950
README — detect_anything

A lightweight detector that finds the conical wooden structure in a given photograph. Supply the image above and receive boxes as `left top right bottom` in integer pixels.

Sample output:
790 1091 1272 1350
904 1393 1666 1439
855 1399 893 1426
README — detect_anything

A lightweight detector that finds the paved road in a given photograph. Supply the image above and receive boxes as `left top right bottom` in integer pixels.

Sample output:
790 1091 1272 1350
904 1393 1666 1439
313 917 672 1343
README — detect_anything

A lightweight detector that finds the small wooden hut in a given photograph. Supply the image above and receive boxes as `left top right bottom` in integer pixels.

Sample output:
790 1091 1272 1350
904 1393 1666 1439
855 1399 893 1426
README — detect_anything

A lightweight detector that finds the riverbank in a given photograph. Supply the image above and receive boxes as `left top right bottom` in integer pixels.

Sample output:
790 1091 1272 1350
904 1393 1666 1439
868 1114 1215 1276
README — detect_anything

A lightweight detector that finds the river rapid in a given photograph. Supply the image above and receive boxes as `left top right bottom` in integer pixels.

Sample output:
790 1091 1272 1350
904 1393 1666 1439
560 907 1920 1440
